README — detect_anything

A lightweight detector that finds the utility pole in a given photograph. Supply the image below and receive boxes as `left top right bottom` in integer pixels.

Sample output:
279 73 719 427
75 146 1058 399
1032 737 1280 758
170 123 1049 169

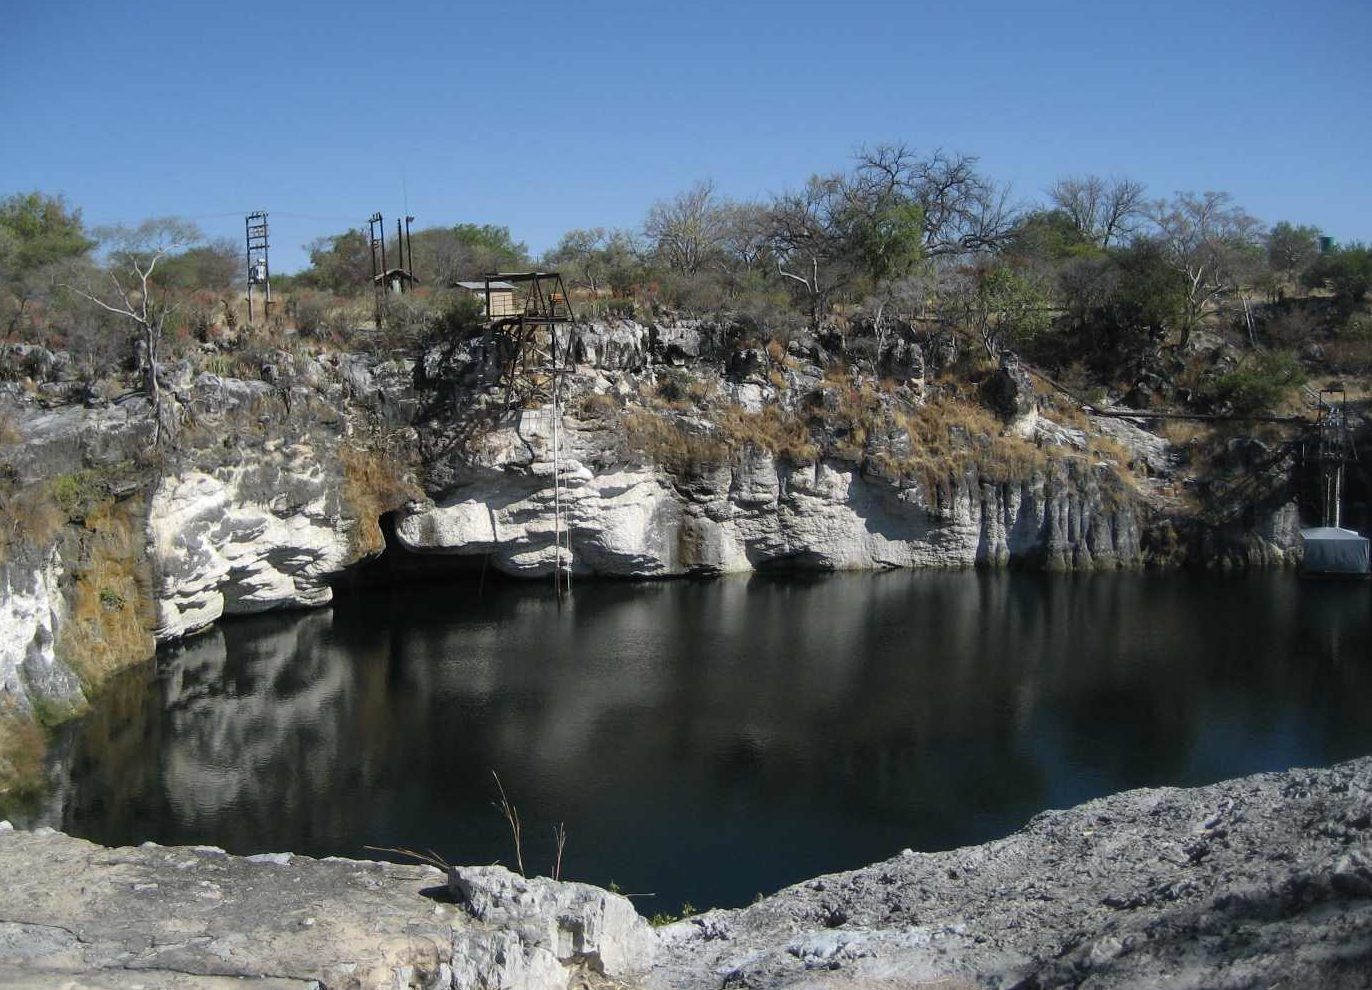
404 215 415 280
368 212 386 328
245 212 270 323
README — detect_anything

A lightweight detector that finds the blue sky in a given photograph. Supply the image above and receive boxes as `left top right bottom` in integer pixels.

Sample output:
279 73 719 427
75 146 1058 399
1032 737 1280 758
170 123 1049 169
4 0 1368 272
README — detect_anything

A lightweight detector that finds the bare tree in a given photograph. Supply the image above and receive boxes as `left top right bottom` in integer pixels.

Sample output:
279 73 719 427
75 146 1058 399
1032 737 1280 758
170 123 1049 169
854 143 1018 259
1048 175 1147 248
718 202 774 273
62 218 202 444
644 180 729 276
768 174 855 326
1146 191 1262 346
544 227 645 301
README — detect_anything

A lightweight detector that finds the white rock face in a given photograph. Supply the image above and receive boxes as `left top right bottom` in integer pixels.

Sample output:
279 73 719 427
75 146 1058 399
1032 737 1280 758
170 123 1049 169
449 865 656 989
0 551 82 714
149 454 355 641
398 411 1141 579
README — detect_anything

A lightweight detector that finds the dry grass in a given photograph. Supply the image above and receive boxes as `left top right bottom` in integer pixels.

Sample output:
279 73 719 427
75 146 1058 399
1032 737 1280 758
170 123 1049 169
807 377 888 462
625 370 1141 515
626 401 819 474
1042 395 1091 431
765 337 797 370
648 368 718 411
1087 434 1139 472
0 710 48 801
0 412 22 446
874 398 1051 495
578 392 621 419
717 405 818 464
54 500 155 690
1156 418 1213 446
624 411 729 474
340 440 422 555
0 482 66 565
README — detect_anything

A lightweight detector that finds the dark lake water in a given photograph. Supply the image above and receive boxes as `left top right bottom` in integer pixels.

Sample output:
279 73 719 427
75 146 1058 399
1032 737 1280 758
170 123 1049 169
31 570 1372 911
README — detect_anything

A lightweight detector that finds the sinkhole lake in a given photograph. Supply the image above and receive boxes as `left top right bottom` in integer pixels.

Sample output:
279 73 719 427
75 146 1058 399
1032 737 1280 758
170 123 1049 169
43 570 1372 910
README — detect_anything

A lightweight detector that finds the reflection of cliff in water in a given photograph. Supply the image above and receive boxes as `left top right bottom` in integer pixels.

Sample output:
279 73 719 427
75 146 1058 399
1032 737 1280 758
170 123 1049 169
159 613 351 834
53 571 1372 909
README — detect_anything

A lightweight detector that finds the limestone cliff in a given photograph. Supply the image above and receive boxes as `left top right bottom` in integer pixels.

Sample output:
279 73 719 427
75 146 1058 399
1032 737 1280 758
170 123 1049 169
0 321 1305 726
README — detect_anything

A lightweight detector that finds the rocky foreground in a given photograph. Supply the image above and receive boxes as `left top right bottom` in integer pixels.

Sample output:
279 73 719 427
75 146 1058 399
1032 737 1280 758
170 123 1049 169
1 758 1369 989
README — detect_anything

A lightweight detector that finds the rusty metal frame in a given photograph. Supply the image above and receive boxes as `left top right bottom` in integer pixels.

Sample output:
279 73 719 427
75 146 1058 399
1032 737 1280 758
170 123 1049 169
479 272 576 409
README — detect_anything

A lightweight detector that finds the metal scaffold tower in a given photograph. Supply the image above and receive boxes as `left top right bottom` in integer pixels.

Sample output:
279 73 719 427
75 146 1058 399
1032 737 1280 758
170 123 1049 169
476 272 578 597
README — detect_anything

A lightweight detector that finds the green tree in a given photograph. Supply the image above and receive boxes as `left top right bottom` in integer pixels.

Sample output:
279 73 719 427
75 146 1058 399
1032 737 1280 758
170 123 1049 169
1302 243 1372 318
408 223 529 285
154 238 242 293
1266 221 1321 278
0 192 94 273
300 229 372 294
954 263 1051 359
1208 350 1306 414
0 192 95 337
1088 241 1188 376
1004 209 1099 265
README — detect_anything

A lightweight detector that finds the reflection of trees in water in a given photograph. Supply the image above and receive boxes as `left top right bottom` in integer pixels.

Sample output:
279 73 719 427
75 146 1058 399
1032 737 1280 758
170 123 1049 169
327 572 1372 855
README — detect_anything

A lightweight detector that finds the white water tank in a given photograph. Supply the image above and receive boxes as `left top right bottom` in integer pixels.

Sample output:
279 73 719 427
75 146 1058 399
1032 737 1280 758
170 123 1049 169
1301 527 1371 576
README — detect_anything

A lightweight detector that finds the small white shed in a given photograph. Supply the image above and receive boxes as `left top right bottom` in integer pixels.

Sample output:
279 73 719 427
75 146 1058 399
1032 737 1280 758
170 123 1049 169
456 281 520 318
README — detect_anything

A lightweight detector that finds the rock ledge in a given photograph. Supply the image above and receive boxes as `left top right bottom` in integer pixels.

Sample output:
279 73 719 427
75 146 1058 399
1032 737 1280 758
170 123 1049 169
2 757 1370 989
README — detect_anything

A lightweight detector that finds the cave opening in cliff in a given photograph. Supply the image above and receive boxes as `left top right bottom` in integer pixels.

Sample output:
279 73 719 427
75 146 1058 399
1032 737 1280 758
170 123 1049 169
331 510 498 593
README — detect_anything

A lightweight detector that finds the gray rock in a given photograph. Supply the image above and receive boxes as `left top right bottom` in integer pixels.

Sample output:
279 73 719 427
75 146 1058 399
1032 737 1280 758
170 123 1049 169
650 757 1372 989
449 865 656 983
983 351 1037 424
0 829 460 988
2 759 1369 989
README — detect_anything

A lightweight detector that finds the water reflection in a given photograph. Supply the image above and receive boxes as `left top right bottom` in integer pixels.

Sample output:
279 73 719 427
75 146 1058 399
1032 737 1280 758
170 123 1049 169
51 571 1372 909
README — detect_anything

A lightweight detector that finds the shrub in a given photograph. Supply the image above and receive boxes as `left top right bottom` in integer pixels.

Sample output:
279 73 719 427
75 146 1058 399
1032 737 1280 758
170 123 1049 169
1302 243 1372 317
1262 305 1323 348
651 368 713 408
578 393 620 419
284 289 336 336
1206 350 1306 414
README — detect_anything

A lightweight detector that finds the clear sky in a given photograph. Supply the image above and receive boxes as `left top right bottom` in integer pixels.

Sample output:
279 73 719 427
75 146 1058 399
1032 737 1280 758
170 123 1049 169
4 0 1368 272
